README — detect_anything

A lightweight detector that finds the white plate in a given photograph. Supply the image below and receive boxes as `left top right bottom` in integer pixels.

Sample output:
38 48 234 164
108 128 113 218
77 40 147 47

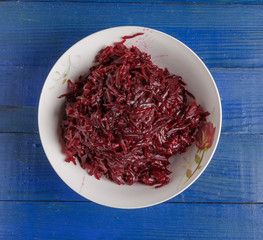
38 26 222 209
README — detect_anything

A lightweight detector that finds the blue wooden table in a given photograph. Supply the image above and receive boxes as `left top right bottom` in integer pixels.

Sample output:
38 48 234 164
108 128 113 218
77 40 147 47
1 0 263 239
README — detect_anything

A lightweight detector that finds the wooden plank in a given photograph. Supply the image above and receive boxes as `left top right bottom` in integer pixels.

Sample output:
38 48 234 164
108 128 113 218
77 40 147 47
213 68 263 134
0 106 38 133
0 133 84 201
0 65 48 108
1 68 263 134
9 0 263 4
0 3 263 68
0 201 262 239
0 133 263 203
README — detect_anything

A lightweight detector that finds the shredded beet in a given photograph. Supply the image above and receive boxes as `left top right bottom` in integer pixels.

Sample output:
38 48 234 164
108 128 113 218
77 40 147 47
122 32 144 39
60 38 208 188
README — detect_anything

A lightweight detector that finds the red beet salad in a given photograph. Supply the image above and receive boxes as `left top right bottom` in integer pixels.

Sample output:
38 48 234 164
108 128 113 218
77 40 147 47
60 36 208 188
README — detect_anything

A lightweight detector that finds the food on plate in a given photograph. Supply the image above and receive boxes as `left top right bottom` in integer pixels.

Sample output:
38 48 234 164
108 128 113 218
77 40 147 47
60 35 208 187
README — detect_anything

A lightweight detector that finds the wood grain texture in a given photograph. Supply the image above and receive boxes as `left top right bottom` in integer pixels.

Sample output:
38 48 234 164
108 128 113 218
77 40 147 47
0 201 262 240
0 133 263 203
0 65 48 108
1 68 263 134
213 68 263 134
9 0 263 4
0 106 38 133
0 3 262 68
0 1 262 238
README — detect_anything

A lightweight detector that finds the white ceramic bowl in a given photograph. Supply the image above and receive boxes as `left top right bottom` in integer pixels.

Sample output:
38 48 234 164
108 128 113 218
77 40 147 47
38 26 222 209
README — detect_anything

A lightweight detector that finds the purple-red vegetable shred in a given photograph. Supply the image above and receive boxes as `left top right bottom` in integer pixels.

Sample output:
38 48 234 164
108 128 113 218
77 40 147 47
60 35 208 188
